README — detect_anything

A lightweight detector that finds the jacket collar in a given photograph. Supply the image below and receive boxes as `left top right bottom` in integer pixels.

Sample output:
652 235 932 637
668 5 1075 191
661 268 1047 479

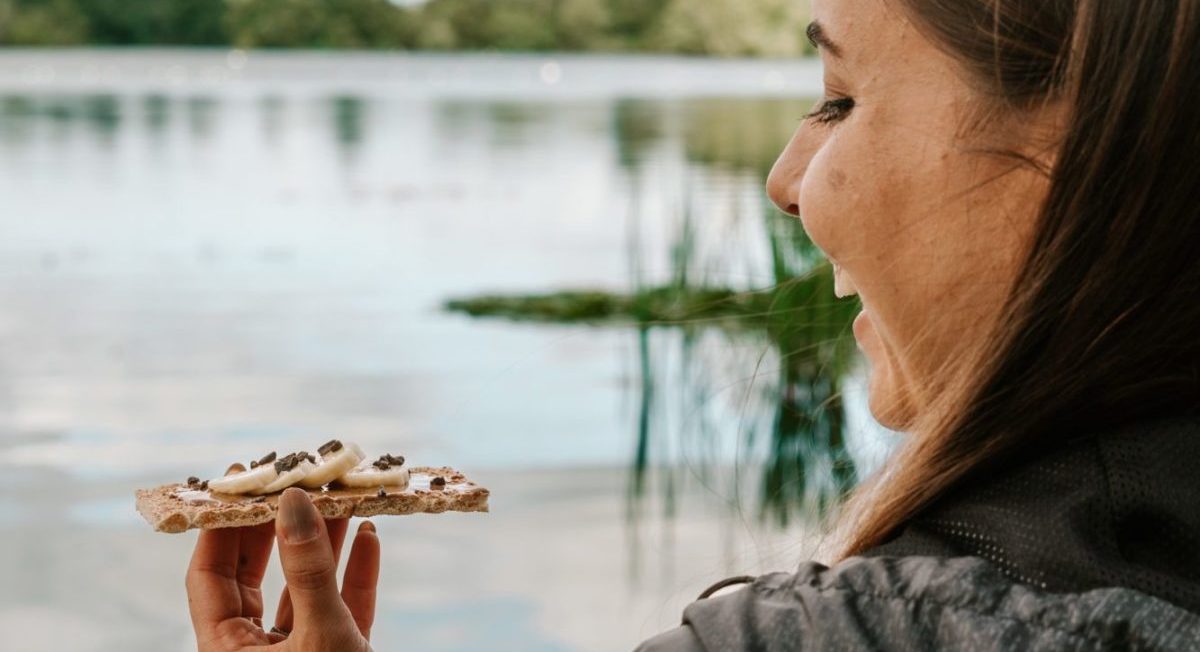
864 413 1200 612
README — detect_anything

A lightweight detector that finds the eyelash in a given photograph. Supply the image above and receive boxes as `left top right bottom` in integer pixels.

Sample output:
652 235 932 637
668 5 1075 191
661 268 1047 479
803 97 855 125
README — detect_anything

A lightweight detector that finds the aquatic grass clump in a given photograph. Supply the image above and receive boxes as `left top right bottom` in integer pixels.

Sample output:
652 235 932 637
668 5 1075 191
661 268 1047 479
447 285 801 328
446 263 864 526
447 94 868 528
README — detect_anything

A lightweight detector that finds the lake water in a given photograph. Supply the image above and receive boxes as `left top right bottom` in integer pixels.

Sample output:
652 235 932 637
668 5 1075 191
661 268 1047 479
0 50 892 651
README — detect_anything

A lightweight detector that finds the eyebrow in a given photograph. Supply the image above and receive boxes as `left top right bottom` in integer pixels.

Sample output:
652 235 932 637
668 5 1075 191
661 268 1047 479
806 20 844 58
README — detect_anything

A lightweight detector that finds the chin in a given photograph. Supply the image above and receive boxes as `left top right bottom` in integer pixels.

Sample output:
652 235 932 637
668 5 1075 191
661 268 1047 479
865 363 917 431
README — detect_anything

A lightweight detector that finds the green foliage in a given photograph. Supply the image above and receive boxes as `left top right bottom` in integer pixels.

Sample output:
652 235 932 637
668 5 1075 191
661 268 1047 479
446 265 862 525
445 286 793 327
649 0 810 57
0 0 813 56
414 0 609 52
555 0 611 50
0 0 89 45
605 0 669 42
76 0 226 45
226 0 415 48
487 4 558 50
415 0 494 50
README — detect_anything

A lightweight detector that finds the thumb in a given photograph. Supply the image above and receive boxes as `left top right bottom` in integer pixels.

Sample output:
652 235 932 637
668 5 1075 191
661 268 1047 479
276 488 351 629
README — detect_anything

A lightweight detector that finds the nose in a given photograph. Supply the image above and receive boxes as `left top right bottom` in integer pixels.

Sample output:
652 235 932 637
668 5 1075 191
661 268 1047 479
766 125 812 217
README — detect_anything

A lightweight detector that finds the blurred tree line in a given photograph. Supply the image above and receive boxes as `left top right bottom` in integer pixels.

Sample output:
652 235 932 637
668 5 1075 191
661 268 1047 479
0 0 814 56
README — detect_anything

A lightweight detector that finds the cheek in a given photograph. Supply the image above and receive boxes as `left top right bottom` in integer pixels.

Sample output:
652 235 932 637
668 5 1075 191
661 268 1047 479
798 134 928 426
797 126 919 292
796 112 1030 425
795 135 880 263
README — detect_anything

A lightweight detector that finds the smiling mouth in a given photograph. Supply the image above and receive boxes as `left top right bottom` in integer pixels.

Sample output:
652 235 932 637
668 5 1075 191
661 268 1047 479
832 262 859 298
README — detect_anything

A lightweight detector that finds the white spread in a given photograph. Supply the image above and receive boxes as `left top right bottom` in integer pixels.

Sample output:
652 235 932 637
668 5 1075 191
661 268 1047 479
175 489 220 505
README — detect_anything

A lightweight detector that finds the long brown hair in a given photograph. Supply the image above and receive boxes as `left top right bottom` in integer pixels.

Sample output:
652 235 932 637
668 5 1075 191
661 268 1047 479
838 0 1200 557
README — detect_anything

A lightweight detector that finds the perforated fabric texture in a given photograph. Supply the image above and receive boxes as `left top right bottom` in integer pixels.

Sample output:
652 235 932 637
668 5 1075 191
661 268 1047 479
635 556 1200 652
864 413 1200 612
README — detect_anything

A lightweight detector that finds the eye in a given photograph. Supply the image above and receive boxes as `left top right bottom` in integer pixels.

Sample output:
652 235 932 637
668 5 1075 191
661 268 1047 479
803 96 855 125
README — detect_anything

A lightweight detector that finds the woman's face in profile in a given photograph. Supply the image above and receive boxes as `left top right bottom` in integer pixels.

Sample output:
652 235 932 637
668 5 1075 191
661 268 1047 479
768 0 1064 429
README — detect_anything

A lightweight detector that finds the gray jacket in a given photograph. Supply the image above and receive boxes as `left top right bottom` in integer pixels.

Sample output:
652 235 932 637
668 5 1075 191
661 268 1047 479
636 555 1200 651
637 415 1200 650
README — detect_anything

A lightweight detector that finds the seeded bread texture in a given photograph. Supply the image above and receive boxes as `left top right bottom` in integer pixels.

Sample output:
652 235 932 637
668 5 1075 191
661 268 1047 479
135 466 489 533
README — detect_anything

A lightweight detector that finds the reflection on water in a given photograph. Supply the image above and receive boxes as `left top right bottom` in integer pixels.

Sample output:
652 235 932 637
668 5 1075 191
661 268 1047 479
332 95 366 151
465 94 886 525
0 51 892 652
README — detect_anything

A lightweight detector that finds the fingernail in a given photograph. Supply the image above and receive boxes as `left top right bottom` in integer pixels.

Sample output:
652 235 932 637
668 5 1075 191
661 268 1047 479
360 520 376 533
279 488 320 544
270 626 290 636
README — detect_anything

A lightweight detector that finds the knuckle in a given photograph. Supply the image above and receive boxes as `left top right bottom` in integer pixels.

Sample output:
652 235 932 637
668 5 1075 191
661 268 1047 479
285 562 336 592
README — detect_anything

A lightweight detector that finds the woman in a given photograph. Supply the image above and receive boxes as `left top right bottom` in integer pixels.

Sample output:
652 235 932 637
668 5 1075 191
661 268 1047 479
185 0 1200 649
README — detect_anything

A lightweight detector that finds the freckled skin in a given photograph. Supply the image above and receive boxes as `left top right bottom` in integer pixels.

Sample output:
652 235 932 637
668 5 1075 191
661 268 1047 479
767 0 1065 429
828 168 848 190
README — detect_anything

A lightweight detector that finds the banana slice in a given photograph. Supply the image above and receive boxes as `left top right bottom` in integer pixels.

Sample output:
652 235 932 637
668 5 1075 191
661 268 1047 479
337 456 410 489
298 439 365 489
257 455 316 494
208 462 278 495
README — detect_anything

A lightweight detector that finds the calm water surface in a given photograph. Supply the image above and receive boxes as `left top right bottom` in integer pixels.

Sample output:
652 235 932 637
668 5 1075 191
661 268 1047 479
0 50 891 651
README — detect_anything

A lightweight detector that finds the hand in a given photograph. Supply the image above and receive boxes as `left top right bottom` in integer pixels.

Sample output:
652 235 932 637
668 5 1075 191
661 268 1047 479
186 487 380 651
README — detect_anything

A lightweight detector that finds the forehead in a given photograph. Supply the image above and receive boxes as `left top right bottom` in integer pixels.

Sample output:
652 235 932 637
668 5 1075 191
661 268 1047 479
809 0 970 99
809 0 920 67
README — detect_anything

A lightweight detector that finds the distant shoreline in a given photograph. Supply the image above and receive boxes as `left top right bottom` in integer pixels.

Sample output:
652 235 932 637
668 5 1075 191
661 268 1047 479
0 49 825 99
0 44 818 60
0 0 815 58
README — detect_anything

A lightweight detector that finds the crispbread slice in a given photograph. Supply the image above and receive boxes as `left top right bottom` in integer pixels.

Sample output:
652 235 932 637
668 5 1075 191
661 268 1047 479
135 466 489 533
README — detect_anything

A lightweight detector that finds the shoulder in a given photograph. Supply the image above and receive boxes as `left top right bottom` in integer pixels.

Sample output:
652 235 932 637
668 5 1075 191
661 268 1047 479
636 556 1200 652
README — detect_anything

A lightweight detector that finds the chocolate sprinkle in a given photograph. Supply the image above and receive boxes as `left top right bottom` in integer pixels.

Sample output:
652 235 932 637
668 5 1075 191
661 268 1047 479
318 439 343 456
257 451 277 467
199 480 209 491
187 476 200 486
305 453 316 464
384 454 406 467
274 452 303 474
373 460 391 470
431 476 446 489
249 460 259 469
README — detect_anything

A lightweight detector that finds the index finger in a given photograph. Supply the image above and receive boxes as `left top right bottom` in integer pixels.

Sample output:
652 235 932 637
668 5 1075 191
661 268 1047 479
236 521 278 624
186 527 244 631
